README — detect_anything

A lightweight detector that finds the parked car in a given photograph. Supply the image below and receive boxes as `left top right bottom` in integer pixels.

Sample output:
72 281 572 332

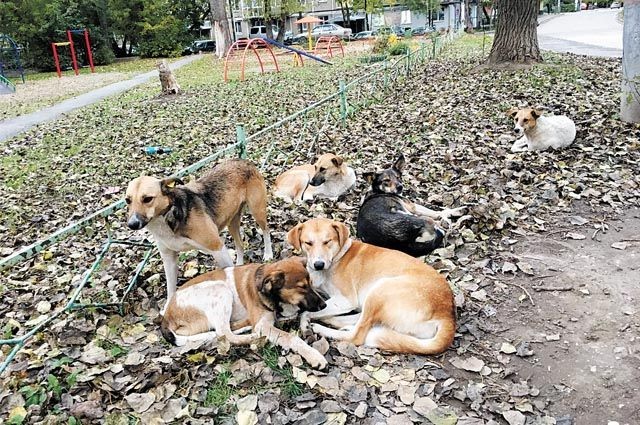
609 1 621 8
183 39 216 55
353 31 375 40
410 26 434 36
283 30 294 45
311 23 352 39
249 25 280 39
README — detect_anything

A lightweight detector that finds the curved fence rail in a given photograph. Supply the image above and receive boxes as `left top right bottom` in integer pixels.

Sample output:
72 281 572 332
0 31 461 374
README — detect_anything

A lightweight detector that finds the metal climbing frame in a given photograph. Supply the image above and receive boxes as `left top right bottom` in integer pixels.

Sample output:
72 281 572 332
223 38 280 82
313 36 345 59
0 31 462 374
0 34 25 83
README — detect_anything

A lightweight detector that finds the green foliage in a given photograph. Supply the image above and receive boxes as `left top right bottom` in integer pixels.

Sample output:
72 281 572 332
19 385 47 407
260 344 303 398
388 41 409 56
204 368 234 407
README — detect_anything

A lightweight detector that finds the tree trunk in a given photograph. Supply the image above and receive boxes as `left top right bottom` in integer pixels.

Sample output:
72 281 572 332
621 0 640 123
464 0 473 32
210 0 232 58
488 0 542 64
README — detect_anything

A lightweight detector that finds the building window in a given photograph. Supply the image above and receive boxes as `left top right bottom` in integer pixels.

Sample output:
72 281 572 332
435 8 445 21
235 21 242 33
401 10 411 25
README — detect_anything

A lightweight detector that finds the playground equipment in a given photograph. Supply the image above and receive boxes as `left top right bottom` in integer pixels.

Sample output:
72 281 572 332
294 16 323 51
313 36 345 59
223 38 280 82
51 28 95 78
223 37 333 83
0 34 24 93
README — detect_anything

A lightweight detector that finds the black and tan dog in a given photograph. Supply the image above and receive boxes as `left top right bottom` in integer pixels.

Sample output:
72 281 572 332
161 257 328 369
125 159 273 313
357 154 466 257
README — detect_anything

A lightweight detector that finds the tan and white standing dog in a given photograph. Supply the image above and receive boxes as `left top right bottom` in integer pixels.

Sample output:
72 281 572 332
274 153 356 202
125 159 273 313
161 257 328 369
507 107 576 152
287 218 456 355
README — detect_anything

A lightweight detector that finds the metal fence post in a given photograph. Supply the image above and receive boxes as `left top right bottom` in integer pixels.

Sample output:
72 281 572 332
405 50 411 76
339 80 347 124
236 124 247 159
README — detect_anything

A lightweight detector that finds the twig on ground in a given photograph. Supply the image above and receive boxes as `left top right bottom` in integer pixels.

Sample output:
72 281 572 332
531 285 573 292
505 281 535 306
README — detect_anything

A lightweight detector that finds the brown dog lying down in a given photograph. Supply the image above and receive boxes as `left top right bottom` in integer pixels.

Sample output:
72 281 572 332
161 257 328 369
274 153 356 202
288 218 456 355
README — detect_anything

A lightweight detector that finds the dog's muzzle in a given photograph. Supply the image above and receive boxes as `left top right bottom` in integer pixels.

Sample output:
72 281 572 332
309 175 325 187
312 260 325 271
303 290 327 312
127 213 148 230
513 126 523 135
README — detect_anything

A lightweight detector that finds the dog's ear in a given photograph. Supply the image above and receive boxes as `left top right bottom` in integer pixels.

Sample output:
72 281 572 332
393 154 406 173
259 271 285 294
507 107 519 118
363 172 375 185
531 109 543 119
160 177 184 195
332 222 350 247
331 156 344 167
287 223 304 251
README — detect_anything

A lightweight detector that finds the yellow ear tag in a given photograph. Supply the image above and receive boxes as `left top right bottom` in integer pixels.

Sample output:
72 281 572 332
166 180 176 188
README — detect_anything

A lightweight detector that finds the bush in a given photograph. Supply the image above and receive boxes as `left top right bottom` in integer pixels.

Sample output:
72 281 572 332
388 41 409 56
138 16 188 58
373 35 390 54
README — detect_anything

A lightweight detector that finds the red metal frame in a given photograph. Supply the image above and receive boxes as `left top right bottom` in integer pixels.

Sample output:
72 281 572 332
223 38 280 83
51 28 95 78
313 36 345 59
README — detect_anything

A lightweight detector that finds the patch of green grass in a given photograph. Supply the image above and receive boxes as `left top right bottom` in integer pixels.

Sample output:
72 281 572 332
96 339 129 358
260 344 303 398
204 367 235 408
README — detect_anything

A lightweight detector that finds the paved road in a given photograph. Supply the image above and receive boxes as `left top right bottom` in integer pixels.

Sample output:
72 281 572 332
0 54 203 143
538 9 623 57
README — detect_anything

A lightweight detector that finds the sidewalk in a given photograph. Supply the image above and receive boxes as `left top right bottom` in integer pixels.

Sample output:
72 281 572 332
0 54 203 143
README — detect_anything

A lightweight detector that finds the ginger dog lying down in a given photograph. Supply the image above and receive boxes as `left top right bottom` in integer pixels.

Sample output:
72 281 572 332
288 218 456 355
161 257 328 369
274 153 356 202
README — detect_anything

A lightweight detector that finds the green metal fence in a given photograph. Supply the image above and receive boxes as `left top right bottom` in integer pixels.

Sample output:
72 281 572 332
0 33 459 374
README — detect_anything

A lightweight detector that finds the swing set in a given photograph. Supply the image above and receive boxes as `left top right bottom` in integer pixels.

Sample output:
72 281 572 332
51 29 95 78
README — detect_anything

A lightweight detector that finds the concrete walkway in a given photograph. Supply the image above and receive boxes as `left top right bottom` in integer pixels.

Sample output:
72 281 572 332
0 54 204 143
538 9 623 58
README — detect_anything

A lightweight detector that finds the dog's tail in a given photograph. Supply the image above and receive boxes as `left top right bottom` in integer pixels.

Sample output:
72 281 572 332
160 320 218 347
364 319 456 355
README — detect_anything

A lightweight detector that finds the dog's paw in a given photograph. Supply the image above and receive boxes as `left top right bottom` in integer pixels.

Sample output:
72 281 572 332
305 351 328 370
299 313 311 332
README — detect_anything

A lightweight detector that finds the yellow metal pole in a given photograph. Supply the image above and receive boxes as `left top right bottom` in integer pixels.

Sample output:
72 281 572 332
308 26 312 51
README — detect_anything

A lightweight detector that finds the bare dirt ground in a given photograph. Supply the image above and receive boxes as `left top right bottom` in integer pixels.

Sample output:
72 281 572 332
493 206 640 424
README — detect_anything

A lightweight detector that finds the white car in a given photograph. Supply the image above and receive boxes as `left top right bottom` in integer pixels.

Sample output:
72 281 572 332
249 25 279 39
609 1 621 8
311 24 352 39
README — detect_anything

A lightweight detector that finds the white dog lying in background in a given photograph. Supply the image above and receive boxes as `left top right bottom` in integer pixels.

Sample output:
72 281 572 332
507 107 576 152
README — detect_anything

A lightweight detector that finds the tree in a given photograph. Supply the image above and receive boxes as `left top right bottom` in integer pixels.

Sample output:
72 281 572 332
209 0 232 57
488 0 541 64
621 0 640 122
337 0 353 29
464 0 473 32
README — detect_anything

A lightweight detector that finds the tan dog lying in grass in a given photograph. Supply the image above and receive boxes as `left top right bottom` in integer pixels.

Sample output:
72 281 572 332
274 153 356 202
288 218 456 355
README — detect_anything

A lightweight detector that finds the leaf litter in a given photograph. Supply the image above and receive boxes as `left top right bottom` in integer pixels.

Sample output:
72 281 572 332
1 36 640 424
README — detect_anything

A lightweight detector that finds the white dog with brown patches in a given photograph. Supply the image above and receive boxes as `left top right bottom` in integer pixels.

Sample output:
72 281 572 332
161 257 328 369
274 153 356 202
508 107 576 152
287 218 456 355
